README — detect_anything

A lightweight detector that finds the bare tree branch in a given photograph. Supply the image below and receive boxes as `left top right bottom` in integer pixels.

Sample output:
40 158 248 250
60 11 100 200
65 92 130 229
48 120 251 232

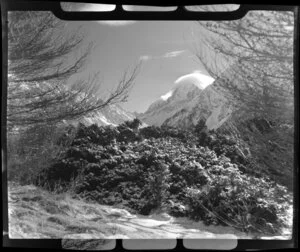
195 10 294 122
7 11 139 130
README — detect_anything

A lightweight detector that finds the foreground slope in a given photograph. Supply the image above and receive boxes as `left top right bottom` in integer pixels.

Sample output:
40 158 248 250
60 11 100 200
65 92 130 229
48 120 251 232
9 184 255 239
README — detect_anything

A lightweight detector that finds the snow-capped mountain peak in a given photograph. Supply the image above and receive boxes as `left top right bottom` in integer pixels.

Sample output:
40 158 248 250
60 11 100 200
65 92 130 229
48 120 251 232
138 72 216 126
138 71 233 130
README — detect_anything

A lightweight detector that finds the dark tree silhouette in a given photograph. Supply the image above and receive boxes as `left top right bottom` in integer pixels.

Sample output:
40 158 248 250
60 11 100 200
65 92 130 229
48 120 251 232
7 11 139 130
194 118 207 134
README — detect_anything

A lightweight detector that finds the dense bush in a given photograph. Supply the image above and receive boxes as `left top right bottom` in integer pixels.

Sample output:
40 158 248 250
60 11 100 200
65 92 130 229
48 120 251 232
194 118 207 134
75 123 119 146
33 119 292 234
7 123 76 184
194 126 252 171
123 118 142 130
184 163 290 233
140 126 162 138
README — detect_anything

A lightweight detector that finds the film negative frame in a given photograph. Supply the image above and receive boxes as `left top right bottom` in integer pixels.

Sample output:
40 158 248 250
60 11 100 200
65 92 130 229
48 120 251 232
2 0 299 250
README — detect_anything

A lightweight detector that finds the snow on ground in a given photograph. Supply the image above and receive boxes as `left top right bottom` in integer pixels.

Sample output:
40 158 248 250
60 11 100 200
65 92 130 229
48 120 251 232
7 184 292 240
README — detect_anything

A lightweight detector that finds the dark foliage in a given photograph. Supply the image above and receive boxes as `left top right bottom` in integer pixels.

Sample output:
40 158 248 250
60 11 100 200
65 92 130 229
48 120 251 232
34 119 292 234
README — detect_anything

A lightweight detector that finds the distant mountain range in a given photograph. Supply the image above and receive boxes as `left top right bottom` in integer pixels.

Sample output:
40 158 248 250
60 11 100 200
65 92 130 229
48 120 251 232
77 70 236 131
68 104 135 127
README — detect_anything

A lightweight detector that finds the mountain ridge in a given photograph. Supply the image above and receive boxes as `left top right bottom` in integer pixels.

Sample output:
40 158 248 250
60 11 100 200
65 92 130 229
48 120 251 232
139 80 207 127
67 104 135 127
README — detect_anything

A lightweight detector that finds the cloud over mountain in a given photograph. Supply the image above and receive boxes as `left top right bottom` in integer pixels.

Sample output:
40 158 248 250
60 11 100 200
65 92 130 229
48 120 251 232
174 71 214 90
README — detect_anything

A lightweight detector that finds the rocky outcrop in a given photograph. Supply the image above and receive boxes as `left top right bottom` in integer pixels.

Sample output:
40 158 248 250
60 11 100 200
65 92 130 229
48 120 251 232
247 118 273 134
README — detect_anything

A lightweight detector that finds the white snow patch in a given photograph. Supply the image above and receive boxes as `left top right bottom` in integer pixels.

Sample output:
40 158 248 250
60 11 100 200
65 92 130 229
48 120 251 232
161 90 173 101
100 116 116 126
19 83 30 90
129 218 172 227
81 112 115 126
284 25 293 31
110 105 134 120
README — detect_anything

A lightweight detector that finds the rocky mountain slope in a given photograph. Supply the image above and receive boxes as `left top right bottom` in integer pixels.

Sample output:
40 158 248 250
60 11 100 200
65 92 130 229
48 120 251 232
138 82 203 127
138 74 233 131
162 83 232 130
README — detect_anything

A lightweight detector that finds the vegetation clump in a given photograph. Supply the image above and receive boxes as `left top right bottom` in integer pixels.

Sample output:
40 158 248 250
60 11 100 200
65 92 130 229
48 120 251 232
28 119 292 235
